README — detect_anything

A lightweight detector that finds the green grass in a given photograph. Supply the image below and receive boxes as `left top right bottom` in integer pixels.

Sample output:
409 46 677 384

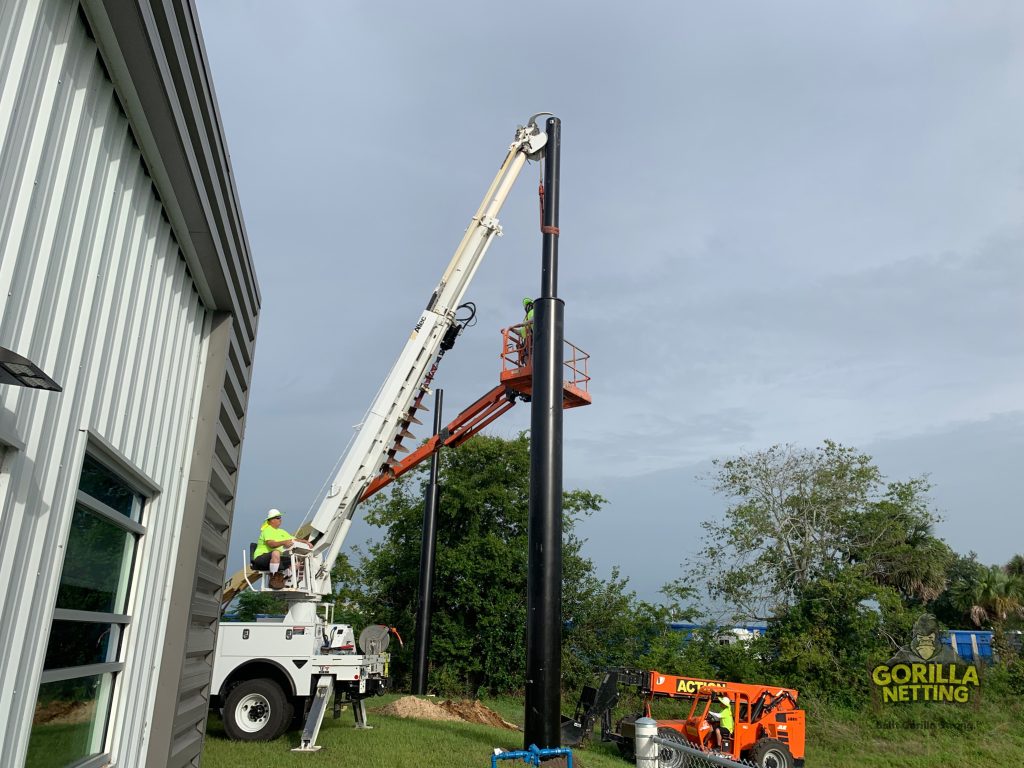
804 694 1024 768
24 722 93 768
203 690 1024 768
202 694 627 768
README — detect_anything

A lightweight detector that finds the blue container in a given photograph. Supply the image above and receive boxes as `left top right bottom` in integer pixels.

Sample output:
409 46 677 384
942 630 993 662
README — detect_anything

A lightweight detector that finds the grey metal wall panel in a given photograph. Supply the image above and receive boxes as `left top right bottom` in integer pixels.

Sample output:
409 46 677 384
0 2 252 766
0 1 260 765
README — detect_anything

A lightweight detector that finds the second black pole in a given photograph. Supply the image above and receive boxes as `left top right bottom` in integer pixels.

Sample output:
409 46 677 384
411 388 443 695
524 116 563 750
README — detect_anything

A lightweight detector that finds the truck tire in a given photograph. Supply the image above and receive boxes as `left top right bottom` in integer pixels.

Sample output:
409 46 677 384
656 727 687 768
223 678 293 741
748 738 795 768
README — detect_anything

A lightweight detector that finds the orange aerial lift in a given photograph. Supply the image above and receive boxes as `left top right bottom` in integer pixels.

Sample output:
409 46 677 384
221 322 590 607
359 321 590 501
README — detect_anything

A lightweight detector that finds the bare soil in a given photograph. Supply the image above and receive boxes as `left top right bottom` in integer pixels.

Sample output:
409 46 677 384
33 700 95 725
438 699 519 731
376 696 519 731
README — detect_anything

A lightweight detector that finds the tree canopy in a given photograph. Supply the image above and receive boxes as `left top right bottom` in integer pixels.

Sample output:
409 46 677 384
339 433 666 695
323 434 1020 705
692 440 952 621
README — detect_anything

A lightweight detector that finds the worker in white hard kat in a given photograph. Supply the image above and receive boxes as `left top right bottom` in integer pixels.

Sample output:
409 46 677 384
707 694 734 752
251 509 308 590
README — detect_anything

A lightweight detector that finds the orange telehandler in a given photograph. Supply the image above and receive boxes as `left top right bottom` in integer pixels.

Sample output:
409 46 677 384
561 668 805 768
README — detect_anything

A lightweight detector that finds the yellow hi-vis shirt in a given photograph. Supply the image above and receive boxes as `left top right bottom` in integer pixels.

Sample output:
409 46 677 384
253 523 293 558
713 702 734 732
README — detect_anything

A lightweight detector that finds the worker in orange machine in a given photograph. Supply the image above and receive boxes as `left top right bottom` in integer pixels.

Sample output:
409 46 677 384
251 509 308 589
708 693 734 751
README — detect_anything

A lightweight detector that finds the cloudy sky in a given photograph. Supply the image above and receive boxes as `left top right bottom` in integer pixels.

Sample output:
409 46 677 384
195 1 1024 602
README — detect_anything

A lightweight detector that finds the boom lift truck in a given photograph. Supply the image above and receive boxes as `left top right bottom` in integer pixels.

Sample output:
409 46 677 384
211 115 562 751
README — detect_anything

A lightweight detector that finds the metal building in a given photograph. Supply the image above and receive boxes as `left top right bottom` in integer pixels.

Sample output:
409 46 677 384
0 1 258 766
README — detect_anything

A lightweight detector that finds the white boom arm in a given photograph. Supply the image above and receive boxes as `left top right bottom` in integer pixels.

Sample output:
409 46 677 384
304 116 548 595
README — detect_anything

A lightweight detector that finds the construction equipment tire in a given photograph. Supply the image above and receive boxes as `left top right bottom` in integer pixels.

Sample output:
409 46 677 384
223 678 293 741
749 737 795 768
657 727 687 768
615 738 635 762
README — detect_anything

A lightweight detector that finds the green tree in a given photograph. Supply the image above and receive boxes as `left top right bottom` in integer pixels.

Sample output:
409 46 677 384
689 441 952 702
232 590 287 622
330 551 368 629
767 571 910 702
342 433 625 696
932 552 981 627
954 564 1024 628
1005 554 1024 578
846 479 953 604
951 563 1024 661
693 441 948 620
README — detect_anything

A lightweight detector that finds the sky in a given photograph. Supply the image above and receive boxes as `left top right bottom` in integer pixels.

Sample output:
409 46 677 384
194 0 1024 603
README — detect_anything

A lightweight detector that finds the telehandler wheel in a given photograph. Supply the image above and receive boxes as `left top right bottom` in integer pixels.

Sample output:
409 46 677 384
223 678 293 741
748 737 795 768
615 739 635 762
656 727 687 768
614 715 637 761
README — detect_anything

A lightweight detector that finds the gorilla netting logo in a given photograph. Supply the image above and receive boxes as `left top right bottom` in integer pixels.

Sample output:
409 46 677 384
871 614 979 703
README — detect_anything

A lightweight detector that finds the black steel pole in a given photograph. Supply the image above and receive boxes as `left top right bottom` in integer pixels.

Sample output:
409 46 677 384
411 388 444 695
524 116 563 750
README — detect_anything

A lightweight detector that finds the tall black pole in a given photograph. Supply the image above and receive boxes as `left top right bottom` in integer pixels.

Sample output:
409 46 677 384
525 116 563 750
411 388 443 695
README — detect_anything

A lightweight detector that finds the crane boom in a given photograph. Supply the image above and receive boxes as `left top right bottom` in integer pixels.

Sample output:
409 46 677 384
304 117 548 594
213 116 562 751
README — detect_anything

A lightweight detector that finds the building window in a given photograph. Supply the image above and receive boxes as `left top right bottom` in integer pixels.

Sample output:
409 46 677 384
26 455 146 768
0 444 13 512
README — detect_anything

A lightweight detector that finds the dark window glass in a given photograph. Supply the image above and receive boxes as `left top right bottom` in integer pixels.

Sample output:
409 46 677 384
55 506 134 614
77 455 136 518
27 674 112 767
43 622 119 670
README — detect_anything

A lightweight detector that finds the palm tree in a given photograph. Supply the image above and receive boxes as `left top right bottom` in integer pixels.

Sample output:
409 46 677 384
1005 554 1024 578
955 565 1024 627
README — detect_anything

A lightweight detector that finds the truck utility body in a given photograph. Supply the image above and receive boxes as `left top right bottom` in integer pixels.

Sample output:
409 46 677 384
211 606 390 747
211 116 550 750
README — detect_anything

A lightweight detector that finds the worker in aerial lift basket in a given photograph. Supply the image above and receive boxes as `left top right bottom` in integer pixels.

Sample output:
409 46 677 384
521 297 534 364
251 509 308 589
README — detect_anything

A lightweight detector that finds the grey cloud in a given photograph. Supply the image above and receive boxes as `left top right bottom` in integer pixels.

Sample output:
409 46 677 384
195 1 1024 588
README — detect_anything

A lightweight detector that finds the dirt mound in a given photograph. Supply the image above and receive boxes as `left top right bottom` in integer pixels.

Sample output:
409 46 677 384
377 696 462 722
376 696 519 731
439 699 518 731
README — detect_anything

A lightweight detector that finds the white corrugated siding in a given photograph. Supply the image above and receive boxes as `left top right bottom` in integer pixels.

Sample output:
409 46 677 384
0 1 212 765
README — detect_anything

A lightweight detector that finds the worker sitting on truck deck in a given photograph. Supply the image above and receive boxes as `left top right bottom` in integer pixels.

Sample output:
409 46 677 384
251 509 307 589
708 694 733 752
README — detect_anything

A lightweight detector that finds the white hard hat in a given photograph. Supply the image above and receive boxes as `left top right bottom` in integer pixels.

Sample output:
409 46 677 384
720 695 731 704
266 508 283 521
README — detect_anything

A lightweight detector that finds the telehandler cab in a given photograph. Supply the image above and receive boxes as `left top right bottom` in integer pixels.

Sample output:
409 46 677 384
561 668 805 768
673 684 804 768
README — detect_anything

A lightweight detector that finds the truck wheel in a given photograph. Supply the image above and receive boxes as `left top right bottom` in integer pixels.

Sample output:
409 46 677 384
657 727 687 768
749 738 795 768
223 678 293 741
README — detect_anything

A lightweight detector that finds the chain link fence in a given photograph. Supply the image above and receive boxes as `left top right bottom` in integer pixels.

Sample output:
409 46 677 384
643 732 761 768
